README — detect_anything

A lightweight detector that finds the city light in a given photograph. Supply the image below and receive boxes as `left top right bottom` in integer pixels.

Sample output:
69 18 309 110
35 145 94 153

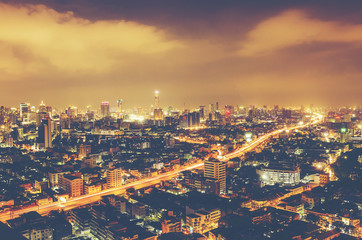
0 1 361 239
126 114 145 122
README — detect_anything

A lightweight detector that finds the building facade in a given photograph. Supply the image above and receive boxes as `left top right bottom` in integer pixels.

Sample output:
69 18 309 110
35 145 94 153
186 209 221 234
257 163 300 186
106 168 122 189
204 159 226 194
59 175 84 197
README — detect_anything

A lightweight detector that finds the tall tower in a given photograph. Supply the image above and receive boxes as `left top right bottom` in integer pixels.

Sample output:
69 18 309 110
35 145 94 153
101 101 110 118
199 106 205 119
155 90 160 109
209 103 214 114
20 103 30 122
117 99 123 113
204 159 226 194
106 168 122 188
38 117 52 148
19 103 29 117
39 101 46 113
209 103 215 121
154 90 163 120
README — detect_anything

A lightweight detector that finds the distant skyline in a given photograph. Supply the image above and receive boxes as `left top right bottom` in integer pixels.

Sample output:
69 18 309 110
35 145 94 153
1 0 362 108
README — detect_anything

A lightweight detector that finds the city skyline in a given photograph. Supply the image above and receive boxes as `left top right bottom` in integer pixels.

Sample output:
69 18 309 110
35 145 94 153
8 91 318 113
1 1 362 107
1 1 362 240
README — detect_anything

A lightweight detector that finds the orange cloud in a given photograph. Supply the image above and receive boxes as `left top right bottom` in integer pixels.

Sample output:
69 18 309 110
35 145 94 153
1 3 361 107
239 10 362 56
0 3 182 77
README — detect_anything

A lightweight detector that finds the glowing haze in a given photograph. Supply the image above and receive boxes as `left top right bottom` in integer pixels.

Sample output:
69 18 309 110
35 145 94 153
1 1 362 109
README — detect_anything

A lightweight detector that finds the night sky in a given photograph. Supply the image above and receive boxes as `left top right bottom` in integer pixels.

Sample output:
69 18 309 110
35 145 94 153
1 0 362 109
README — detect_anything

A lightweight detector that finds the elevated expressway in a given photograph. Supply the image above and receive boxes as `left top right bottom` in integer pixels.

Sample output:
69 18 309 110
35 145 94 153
0 114 323 222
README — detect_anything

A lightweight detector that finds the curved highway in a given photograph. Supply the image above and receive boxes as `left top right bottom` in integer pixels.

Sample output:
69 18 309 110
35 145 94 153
0 113 323 222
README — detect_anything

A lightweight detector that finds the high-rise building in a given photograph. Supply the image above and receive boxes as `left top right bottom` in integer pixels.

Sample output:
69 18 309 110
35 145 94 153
188 111 200 127
101 101 110 118
209 103 214 114
38 101 46 113
225 105 234 117
199 106 205 119
167 106 173 115
178 112 200 128
117 99 123 113
67 106 78 117
154 90 160 109
340 127 351 143
154 109 164 120
106 168 122 188
38 101 52 117
45 106 52 116
282 109 292 119
38 117 52 148
208 103 215 120
36 112 47 127
153 90 164 120
179 114 188 128
20 103 29 117
20 103 30 122
204 159 226 194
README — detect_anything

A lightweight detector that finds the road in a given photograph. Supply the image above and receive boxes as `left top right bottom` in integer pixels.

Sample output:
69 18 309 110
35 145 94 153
221 115 322 161
0 114 323 222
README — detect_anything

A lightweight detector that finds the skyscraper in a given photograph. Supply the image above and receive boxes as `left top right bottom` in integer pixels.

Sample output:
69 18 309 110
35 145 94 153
38 117 52 148
209 103 215 120
101 101 110 118
20 103 30 122
209 103 214 114
204 159 226 194
199 106 205 119
225 105 233 117
36 112 47 127
39 101 46 113
19 103 28 117
117 99 123 113
154 109 163 120
154 90 160 109
187 111 200 127
154 90 163 120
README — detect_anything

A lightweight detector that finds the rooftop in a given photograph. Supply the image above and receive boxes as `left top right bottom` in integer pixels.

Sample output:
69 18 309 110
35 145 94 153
63 174 81 181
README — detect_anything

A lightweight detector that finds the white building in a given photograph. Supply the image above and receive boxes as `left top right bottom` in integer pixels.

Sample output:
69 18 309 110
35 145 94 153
257 163 300 186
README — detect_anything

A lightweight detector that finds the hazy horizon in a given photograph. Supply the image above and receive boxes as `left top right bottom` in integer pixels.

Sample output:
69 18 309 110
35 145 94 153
1 0 362 107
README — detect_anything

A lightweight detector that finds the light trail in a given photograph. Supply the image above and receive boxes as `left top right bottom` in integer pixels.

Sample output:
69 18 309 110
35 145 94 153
0 113 323 222
173 136 207 144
